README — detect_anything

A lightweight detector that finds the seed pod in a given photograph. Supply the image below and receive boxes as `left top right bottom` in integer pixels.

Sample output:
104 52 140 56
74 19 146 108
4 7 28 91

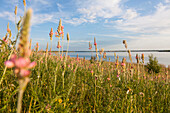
23 0 26 6
94 37 97 45
123 40 127 49
136 54 139 63
103 52 106 59
57 19 62 33
141 53 144 63
67 33 70 41
15 6 17 15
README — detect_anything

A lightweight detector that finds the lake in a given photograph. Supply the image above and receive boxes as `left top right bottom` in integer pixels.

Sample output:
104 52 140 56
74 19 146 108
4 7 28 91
66 52 170 67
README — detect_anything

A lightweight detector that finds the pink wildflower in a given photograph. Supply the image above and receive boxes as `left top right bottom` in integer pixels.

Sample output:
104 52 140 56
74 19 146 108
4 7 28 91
5 61 14 68
115 62 119 65
107 78 111 81
57 45 61 48
121 63 125 66
4 54 36 77
61 26 64 29
3 39 8 43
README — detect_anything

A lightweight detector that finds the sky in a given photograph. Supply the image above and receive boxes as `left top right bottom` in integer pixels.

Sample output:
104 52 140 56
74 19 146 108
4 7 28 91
0 0 170 51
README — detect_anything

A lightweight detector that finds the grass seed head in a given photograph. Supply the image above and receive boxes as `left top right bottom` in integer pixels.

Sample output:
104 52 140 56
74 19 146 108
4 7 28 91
15 6 17 15
23 0 26 6
67 32 70 41
18 9 32 58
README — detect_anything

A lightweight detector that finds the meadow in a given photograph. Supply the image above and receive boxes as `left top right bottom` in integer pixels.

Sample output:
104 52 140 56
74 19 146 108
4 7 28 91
0 1 169 113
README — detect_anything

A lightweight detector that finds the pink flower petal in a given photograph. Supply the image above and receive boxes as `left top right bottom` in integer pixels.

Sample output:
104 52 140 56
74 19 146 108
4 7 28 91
5 61 14 68
20 69 30 77
27 61 36 69
61 26 64 29
10 54 17 62
15 57 30 68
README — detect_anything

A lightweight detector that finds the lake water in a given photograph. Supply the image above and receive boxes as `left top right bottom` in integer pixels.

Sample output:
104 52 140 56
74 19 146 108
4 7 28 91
67 52 170 67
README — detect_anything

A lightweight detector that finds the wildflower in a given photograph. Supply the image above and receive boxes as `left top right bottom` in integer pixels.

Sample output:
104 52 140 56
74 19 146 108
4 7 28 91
107 77 111 81
139 92 145 97
115 62 119 65
121 63 125 66
76 54 79 61
94 37 97 45
57 41 61 48
5 56 36 77
61 26 64 29
5 60 15 68
126 88 132 94
59 31 63 35
91 70 93 76
36 42 39 51
110 84 112 87
7 22 10 32
60 55 62 59
3 39 8 43
57 19 62 33
117 75 119 78
103 52 106 59
136 54 139 63
55 32 59 37
49 28 53 40
58 99 62 103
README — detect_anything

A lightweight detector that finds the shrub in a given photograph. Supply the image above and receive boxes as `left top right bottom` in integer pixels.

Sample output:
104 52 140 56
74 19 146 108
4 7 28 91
146 54 161 73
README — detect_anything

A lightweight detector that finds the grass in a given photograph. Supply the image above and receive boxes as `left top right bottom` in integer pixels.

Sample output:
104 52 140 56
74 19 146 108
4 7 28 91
0 50 169 112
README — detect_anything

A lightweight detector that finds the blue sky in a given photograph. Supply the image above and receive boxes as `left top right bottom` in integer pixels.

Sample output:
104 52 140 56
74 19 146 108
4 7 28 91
0 0 170 51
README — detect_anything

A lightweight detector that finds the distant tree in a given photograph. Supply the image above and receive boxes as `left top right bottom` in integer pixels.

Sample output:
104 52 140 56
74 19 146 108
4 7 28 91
146 54 161 73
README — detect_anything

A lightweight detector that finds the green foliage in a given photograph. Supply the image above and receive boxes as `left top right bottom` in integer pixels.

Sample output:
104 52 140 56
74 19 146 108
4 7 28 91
146 54 161 73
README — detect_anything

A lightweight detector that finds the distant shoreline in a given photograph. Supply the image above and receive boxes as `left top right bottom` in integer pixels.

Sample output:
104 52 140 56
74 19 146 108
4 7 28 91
41 50 170 53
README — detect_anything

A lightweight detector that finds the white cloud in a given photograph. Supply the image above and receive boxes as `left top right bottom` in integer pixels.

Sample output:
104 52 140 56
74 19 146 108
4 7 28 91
115 3 170 35
105 34 170 50
62 0 123 25
5 0 19 6
31 13 54 25
76 0 122 22
165 0 170 3
0 11 15 23
122 9 138 20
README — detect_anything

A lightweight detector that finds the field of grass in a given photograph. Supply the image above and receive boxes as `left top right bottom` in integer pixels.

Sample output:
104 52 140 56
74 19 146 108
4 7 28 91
0 1 169 113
